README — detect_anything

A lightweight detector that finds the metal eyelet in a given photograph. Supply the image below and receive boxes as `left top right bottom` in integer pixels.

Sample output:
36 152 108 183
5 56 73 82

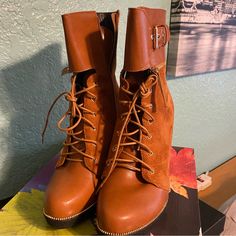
150 169 155 174
112 145 117 152
93 112 96 117
148 119 154 124
149 151 153 156
92 127 96 131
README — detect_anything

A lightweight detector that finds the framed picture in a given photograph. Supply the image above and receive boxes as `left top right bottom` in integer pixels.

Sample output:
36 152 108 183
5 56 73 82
167 0 236 77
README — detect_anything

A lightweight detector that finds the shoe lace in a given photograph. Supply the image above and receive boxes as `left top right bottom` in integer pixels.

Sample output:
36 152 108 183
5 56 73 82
41 73 98 162
101 69 160 187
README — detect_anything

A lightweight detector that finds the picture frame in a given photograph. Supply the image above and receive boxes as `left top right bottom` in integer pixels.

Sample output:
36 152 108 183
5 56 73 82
167 0 236 77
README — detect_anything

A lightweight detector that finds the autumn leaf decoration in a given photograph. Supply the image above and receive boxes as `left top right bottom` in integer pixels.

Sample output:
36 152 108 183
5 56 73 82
169 148 197 199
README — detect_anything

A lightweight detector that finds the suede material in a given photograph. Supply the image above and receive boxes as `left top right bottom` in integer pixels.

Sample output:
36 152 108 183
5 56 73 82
141 65 174 191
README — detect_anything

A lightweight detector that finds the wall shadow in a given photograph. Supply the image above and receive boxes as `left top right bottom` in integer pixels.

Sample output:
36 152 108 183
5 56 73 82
0 44 67 199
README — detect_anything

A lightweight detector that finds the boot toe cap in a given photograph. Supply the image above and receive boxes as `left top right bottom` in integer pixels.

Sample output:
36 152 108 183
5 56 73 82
44 165 95 220
44 191 82 220
97 171 169 234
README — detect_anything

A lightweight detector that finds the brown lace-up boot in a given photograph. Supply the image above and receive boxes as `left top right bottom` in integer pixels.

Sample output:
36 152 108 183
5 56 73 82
97 7 174 235
42 10 119 228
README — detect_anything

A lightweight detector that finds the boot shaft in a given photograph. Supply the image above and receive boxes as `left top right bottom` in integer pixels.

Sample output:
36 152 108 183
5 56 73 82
123 7 170 72
62 11 119 75
57 11 120 175
43 10 120 225
101 7 174 191
123 8 173 190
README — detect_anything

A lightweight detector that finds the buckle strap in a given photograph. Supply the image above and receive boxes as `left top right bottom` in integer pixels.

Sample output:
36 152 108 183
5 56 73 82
151 25 170 50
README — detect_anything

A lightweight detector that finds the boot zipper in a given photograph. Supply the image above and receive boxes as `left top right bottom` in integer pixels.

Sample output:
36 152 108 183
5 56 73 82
149 67 167 107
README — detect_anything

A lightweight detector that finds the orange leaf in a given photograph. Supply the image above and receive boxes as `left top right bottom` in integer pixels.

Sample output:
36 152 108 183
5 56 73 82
169 147 197 189
170 180 189 199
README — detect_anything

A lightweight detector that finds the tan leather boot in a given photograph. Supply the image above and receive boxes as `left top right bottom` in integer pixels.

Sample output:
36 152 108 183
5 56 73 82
97 7 174 235
42 10 119 228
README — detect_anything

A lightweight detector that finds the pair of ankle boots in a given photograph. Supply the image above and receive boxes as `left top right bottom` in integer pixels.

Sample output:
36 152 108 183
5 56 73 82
42 7 174 235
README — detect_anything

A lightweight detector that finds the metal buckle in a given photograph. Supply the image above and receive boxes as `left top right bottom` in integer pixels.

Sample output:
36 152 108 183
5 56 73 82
151 25 168 50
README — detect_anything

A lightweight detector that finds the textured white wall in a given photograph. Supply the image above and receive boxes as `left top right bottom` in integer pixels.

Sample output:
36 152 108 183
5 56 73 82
0 0 235 199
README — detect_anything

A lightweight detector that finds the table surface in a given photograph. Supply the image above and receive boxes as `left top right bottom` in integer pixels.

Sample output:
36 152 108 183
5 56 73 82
198 156 236 209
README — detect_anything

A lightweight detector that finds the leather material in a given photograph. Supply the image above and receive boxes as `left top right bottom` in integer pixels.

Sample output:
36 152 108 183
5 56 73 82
97 168 168 234
44 10 119 221
97 7 174 234
63 12 107 73
123 7 170 72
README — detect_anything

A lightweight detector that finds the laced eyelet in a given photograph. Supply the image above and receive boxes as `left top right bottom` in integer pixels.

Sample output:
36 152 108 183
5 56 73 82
112 145 117 152
150 169 155 174
92 112 96 117
92 127 96 131
148 119 154 124
149 151 153 156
